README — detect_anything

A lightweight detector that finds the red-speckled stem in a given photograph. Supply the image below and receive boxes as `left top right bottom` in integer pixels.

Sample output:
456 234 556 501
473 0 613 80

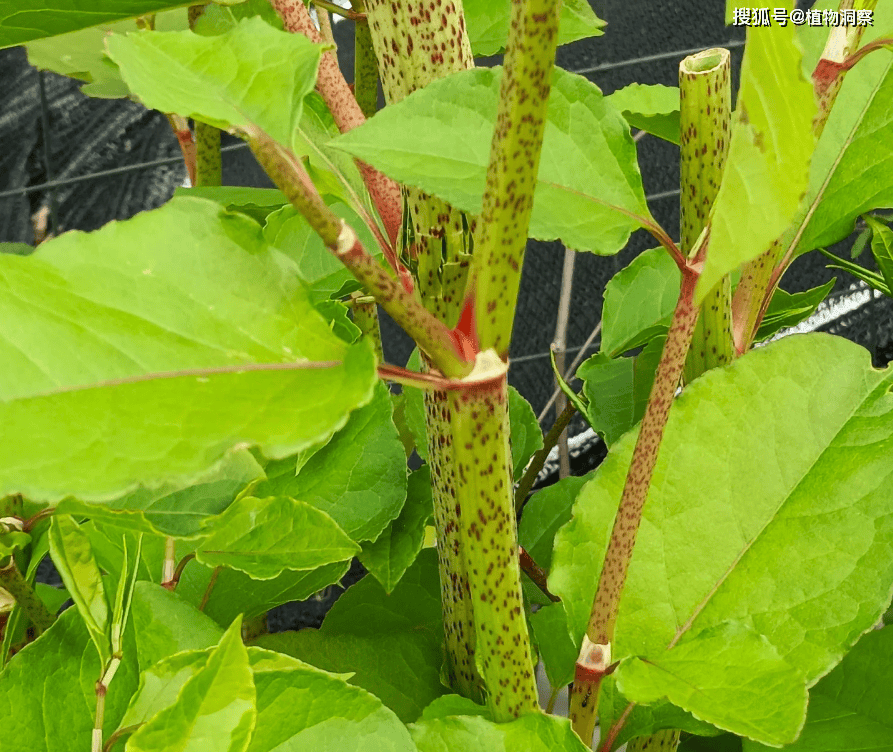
570 264 701 744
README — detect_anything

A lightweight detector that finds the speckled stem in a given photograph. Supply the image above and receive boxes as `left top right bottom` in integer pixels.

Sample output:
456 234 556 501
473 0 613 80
0 558 55 635
448 366 539 720
166 113 196 186
350 293 385 363
349 0 380 119
269 0 403 248
570 267 701 745
680 48 732 384
188 4 223 187
732 1 875 355
626 730 682 752
249 132 470 378
472 0 562 357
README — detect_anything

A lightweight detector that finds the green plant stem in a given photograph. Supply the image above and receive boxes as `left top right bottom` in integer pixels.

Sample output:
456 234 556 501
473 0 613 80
316 0 365 20
570 263 702 746
93 657 121 752
472 0 563 356
350 0 379 119
199 566 221 611
349 293 385 363
680 48 732 383
248 132 470 378
194 122 222 186
0 558 55 635
448 355 539 720
515 399 576 512
102 724 141 752
270 0 403 247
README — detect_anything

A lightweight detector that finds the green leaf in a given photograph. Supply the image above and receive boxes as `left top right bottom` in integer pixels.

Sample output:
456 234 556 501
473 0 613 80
606 84 681 144
255 549 445 723
794 4 893 254
601 248 681 357
401 350 429 460
743 627 893 752
754 280 835 342
255 382 407 543
332 66 649 255
313 298 362 344
122 649 212 728
110 534 141 654
464 0 604 57
410 713 591 752
530 601 576 688
359 465 434 592
195 495 359 578
0 607 140 751
420 695 492 721
57 449 264 539
681 734 742 752
0 242 34 256
0 0 193 48
176 186 289 224
107 18 323 152
698 10 816 300
864 215 893 293
508 387 543 481
48 515 111 666
551 335 893 739
616 622 807 745
576 335 664 447
0 196 376 502
817 247 891 297
180 560 351 626
131 581 223 669
126 618 256 752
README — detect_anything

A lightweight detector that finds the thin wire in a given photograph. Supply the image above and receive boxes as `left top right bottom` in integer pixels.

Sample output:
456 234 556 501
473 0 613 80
573 38 745 75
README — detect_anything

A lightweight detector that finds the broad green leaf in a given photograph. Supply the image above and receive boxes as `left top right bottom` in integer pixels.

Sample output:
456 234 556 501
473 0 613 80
178 559 350 625
58 449 264 539
255 382 407 543
0 608 139 751
606 84 681 144
107 18 323 152
530 602 576 688
794 3 893 254
754 280 835 342
175 186 289 224
744 627 893 752
464 0 604 57
332 66 649 255
255 549 445 722
122 650 212 728
682 734 742 752
420 695 492 721
249 654 416 752
48 515 110 666
84 521 167 589
817 247 891 297
401 350 429 460
698 9 816 300
131 581 223 669
576 336 664 447
0 242 33 256
864 216 893 292
359 465 434 592
508 387 544 481
410 713 590 752
601 248 681 357
192 0 283 35
195 495 359 578
0 0 192 48
313 299 362 345
264 198 382 304
126 618 256 752
0 196 376 502
551 335 893 736
616 622 807 745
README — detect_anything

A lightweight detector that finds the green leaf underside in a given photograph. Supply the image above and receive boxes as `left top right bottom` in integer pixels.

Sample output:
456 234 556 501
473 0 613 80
464 0 604 57
616 622 807 745
551 335 893 737
606 84 681 144
0 0 193 48
601 248 681 357
196 496 359 579
754 280 835 342
795 2 893 254
698 13 816 300
0 608 140 751
743 627 893 752
126 619 256 752
359 465 434 592
508 387 544 480
0 197 376 502
332 66 649 255
254 383 407 543
255 549 445 723
410 713 590 752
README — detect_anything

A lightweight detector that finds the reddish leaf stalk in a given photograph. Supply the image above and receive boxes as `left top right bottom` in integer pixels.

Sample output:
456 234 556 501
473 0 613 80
166 114 196 186
569 263 702 745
